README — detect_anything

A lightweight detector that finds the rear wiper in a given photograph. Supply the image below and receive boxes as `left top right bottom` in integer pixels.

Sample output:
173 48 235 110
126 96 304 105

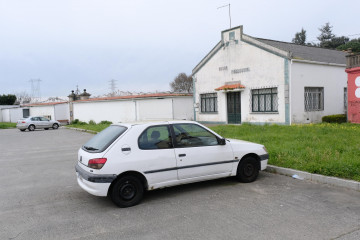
83 146 99 151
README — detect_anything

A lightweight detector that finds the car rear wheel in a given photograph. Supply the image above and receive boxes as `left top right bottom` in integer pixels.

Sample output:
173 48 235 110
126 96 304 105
44 128 49 130
52 124 59 130
110 175 144 208
20 129 26 132
28 125 35 131
236 156 259 183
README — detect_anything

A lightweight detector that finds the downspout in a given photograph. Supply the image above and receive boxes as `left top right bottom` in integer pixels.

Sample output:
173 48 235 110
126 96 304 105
192 75 196 121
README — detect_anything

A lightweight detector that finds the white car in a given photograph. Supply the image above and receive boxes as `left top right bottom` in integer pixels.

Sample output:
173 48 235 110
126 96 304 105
75 121 268 207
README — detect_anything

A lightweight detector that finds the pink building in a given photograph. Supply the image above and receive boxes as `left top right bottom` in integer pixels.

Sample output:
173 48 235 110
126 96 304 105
346 53 360 123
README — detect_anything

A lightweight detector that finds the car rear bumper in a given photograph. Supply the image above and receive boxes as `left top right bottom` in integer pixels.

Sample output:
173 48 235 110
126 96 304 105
75 164 116 196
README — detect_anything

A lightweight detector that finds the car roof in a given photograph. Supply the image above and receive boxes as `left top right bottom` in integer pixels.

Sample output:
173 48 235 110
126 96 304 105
111 120 197 128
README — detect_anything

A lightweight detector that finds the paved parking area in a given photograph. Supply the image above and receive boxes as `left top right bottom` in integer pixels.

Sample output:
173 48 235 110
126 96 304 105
0 128 359 240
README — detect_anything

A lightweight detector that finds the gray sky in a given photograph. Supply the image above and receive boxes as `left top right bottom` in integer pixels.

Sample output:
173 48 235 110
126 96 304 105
1 0 359 98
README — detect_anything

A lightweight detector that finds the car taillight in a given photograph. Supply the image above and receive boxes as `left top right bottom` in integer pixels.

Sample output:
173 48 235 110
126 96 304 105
22 121 26 123
88 158 107 169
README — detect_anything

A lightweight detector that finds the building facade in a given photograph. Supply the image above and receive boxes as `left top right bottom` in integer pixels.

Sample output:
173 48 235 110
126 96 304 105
346 53 360 123
192 26 347 124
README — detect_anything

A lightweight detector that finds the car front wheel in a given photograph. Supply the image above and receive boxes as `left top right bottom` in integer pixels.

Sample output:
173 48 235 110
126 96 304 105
110 175 144 208
52 124 59 130
236 156 259 183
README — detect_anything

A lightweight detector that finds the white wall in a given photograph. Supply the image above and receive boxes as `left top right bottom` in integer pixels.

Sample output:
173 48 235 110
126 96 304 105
30 106 55 120
194 34 286 124
173 97 194 120
73 100 136 123
72 96 193 123
136 98 173 121
290 61 347 123
54 103 70 121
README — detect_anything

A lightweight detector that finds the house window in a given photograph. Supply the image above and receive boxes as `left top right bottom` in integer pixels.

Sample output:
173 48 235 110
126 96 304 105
304 87 324 111
252 88 278 112
229 31 235 40
200 93 218 113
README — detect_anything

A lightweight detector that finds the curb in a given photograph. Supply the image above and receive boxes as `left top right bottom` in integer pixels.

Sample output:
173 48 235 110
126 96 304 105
266 165 360 192
65 127 98 134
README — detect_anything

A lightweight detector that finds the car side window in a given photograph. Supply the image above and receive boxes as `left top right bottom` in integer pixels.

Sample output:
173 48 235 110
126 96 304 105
172 124 219 147
40 117 48 121
138 125 173 150
31 117 39 121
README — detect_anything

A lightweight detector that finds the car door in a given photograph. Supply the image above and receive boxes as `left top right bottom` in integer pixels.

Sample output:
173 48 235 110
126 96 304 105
30 117 41 128
40 117 51 128
171 123 234 180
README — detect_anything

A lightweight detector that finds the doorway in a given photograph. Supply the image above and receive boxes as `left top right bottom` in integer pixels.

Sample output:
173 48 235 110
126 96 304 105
227 92 241 124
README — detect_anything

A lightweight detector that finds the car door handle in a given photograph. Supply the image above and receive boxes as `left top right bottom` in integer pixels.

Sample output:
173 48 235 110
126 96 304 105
178 154 186 157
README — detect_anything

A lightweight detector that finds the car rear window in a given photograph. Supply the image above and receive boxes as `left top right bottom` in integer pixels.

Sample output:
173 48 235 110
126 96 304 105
82 125 127 153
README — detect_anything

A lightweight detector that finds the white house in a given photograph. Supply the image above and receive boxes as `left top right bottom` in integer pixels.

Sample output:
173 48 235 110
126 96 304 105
192 26 347 124
0 105 22 123
71 93 193 123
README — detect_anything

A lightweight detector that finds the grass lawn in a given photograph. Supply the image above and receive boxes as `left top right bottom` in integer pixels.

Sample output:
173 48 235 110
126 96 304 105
66 121 360 182
67 123 111 132
0 122 17 129
210 123 360 182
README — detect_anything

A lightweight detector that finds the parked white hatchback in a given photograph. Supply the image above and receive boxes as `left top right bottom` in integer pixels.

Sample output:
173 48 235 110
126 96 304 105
75 121 268 207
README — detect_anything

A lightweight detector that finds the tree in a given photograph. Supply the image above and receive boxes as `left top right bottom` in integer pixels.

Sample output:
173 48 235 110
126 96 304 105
14 91 32 104
292 28 307 45
317 22 335 48
170 73 193 93
0 94 17 105
337 38 360 53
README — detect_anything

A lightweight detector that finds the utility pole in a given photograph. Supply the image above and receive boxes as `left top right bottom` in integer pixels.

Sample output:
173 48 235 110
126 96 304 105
29 78 42 102
217 3 231 29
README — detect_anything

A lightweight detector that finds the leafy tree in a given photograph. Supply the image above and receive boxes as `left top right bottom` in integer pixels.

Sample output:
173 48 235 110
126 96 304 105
317 22 336 48
170 73 193 93
292 28 307 45
0 94 17 105
337 38 360 53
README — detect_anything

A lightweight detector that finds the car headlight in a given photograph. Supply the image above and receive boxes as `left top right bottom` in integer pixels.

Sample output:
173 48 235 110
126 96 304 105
262 146 268 153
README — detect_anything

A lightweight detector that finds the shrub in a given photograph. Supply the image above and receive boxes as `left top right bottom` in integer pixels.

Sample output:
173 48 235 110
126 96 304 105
89 120 96 125
99 120 113 125
322 114 347 123
71 119 79 124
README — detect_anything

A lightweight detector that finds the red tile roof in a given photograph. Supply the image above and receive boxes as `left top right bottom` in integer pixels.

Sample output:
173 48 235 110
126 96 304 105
22 101 68 107
215 83 245 91
74 93 193 102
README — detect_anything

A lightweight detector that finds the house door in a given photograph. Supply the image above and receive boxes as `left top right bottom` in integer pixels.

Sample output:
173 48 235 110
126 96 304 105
227 92 241 124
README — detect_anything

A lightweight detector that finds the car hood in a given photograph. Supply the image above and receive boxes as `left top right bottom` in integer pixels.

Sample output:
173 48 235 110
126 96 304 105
227 138 263 148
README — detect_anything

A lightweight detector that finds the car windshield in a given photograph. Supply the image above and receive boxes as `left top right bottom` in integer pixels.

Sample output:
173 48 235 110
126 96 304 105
82 125 127 153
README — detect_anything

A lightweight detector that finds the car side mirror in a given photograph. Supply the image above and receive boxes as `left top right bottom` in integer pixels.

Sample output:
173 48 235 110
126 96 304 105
218 138 226 145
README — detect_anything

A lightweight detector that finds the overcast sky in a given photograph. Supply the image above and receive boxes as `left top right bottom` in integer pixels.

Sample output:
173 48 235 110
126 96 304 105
1 0 359 98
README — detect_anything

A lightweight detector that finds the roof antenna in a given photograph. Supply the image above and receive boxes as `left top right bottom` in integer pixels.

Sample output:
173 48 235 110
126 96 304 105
217 3 231 29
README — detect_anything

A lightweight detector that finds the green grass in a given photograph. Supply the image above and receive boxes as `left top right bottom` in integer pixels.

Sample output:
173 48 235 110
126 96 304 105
210 123 360 182
66 121 360 181
0 122 17 129
67 123 111 132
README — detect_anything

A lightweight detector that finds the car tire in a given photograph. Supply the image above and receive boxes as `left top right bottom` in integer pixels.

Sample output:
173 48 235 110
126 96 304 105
52 124 59 130
28 125 35 131
20 129 26 132
110 175 144 208
44 128 49 130
236 156 259 183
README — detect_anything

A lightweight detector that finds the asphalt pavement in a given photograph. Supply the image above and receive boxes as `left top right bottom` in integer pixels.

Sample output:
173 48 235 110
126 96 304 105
0 128 359 240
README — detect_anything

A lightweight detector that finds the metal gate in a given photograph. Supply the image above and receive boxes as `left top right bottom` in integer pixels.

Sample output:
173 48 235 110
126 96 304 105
227 92 241 124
